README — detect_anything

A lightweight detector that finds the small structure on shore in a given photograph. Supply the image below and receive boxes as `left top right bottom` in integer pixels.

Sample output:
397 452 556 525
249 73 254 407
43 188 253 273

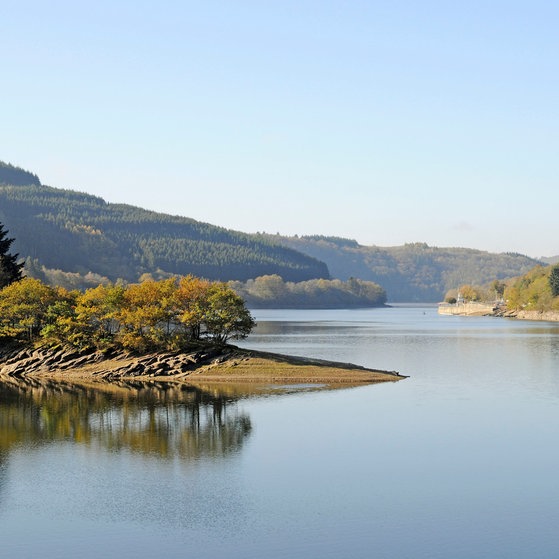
437 301 497 316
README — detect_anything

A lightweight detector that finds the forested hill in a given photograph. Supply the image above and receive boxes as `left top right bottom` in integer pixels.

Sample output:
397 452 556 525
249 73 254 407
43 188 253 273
267 235 543 302
0 162 329 285
0 161 41 187
0 161 544 302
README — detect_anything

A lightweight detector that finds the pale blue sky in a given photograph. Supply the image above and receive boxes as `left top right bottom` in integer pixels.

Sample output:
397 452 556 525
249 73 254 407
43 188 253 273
2 1 557 257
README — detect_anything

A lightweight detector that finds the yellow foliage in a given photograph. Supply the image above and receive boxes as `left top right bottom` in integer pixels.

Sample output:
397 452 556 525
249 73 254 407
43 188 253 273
0 275 255 350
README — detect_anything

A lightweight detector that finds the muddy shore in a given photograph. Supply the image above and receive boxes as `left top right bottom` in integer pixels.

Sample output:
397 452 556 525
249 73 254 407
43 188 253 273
0 343 406 386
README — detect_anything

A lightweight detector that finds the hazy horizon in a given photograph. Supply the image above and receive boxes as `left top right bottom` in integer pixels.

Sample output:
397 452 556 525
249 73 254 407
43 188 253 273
2 1 557 259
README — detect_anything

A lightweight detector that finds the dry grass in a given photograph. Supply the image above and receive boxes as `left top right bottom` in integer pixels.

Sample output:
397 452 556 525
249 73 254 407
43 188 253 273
179 356 402 384
5 345 406 386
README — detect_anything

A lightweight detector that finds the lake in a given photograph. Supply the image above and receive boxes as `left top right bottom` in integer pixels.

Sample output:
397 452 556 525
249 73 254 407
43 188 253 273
1 305 559 558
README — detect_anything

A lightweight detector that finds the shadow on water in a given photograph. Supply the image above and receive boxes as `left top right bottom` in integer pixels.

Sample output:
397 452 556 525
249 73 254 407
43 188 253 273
0 378 255 463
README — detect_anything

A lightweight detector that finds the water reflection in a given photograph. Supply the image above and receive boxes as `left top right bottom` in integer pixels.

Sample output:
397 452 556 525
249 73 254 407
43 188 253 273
0 379 252 460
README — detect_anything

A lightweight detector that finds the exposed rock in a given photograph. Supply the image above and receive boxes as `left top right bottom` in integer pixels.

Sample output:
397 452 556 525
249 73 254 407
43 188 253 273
440 303 559 322
514 310 559 322
0 343 405 385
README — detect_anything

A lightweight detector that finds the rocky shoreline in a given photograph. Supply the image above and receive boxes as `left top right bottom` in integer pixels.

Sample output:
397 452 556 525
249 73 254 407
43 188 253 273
0 343 406 385
439 303 559 322
493 308 559 322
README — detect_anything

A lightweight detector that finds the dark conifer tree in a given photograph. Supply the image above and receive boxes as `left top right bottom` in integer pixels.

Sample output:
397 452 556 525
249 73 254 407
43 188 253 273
550 264 559 297
0 222 24 288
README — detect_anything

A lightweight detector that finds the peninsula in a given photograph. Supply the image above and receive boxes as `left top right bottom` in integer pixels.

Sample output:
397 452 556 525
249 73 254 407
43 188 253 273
0 343 406 386
0 237 404 387
0 273 405 387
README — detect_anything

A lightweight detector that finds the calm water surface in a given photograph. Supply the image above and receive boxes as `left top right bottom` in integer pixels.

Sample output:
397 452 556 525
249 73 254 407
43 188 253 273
2 306 559 558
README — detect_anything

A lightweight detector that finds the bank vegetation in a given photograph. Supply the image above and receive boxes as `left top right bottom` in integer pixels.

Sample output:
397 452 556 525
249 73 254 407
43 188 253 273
443 264 559 316
229 274 386 308
0 275 255 352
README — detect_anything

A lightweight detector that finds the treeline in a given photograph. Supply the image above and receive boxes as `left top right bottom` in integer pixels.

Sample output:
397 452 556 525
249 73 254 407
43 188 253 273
0 161 41 187
0 164 329 284
443 264 559 312
3 160 544 304
444 280 506 304
503 264 559 312
229 274 386 308
0 276 255 352
271 236 543 302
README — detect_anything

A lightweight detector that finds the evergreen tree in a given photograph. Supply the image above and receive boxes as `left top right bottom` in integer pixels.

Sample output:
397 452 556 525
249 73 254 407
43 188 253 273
0 222 24 288
549 264 559 297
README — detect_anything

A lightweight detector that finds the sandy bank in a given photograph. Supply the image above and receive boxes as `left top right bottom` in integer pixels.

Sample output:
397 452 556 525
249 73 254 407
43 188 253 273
0 344 406 386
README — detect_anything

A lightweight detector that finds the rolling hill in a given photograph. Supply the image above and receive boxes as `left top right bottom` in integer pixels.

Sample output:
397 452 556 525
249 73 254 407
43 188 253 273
0 161 329 285
265 235 543 302
0 161 544 302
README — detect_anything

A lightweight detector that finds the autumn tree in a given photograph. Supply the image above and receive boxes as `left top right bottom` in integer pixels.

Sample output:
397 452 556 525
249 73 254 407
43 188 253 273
503 265 559 312
203 283 256 344
0 278 58 340
503 284 521 309
0 222 24 288
117 278 177 351
71 284 126 348
174 275 212 341
40 288 80 346
0 275 255 351
250 275 288 300
458 284 481 302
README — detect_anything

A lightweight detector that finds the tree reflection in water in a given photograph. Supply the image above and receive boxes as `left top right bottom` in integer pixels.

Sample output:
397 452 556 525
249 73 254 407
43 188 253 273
0 379 252 460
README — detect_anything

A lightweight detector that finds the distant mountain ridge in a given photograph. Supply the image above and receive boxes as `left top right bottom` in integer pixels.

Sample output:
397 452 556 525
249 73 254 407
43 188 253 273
0 161 545 301
0 162 329 284
266 235 544 302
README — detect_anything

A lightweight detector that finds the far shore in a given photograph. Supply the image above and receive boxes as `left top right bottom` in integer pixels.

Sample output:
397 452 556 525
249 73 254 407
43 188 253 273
0 343 406 386
438 302 559 322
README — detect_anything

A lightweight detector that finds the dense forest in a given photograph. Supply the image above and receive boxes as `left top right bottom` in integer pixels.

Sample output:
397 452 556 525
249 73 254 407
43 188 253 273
0 162 328 285
229 274 386 308
0 161 41 187
1 160 547 303
268 235 543 302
